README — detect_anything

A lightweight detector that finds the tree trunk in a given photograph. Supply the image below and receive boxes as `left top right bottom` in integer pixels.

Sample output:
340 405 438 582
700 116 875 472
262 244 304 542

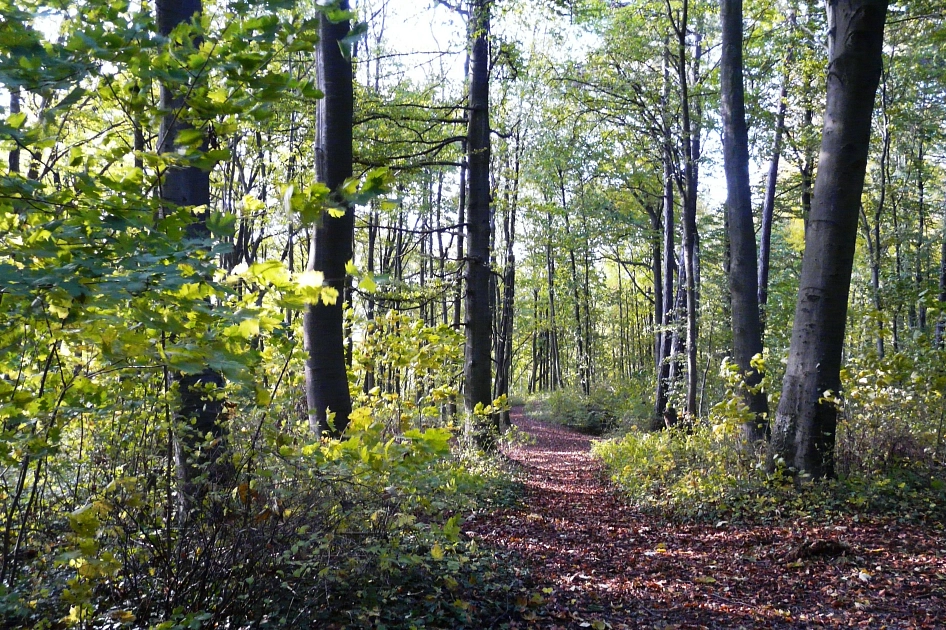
936 230 946 348
758 13 794 320
156 0 229 501
493 140 519 427
867 69 891 357
9 89 19 173
678 7 700 420
303 4 354 437
655 45 675 425
463 0 494 443
768 0 889 479
719 0 768 441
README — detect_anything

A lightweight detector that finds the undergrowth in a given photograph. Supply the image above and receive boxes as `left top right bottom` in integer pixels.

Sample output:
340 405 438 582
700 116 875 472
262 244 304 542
592 352 946 524
528 386 649 436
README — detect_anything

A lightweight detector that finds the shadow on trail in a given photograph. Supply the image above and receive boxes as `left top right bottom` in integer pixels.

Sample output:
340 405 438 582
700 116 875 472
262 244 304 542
465 407 946 629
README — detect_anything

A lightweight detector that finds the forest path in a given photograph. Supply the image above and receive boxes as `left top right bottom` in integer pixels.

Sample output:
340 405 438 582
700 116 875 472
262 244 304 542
465 407 946 629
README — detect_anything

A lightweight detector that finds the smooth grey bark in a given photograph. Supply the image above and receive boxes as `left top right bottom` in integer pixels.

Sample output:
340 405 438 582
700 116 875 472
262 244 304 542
654 41 675 426
719 0 768 441
463 0 494 442
768 0 889 479
655 149 675 425
677 0 700 419
156 0 228 497
303 3 354 437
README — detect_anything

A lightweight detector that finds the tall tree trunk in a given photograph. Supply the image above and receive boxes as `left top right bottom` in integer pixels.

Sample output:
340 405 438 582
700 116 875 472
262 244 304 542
866 69 891 357
493 138 519 427
303 4 354 437
156 0 228 500
362 207 378 394
464 0 494 443
758 13 794 320
936 229 946 348
654 43 675 426
915 138 927 331
768 0 889 479
544 209 565 391
719 0 769 441
677 0 699 419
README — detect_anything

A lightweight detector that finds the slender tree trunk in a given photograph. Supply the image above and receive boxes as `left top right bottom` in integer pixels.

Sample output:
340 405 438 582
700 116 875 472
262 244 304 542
544 208 565 391
655 44 676 426
915 138 927 331
463 0 494 443
493 140 518 426
362 207 378 394
303 4 354 437
936 230 946 348
719 0 769 441
758 14 794 319
9 89 20 173
677 1 699 419
867 70 892 357
768 0 889 479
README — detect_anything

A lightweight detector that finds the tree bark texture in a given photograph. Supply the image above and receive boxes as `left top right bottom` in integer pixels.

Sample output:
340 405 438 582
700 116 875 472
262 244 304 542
719 0 769 441
463 0 494 440
769 0 889 479
303 4 354 437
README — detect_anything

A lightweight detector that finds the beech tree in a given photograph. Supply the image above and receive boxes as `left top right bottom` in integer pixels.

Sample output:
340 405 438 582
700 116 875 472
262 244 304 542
464 0 495 440
303 2 355 437
718 0 768 441
156 0 228 493
769 0 890 478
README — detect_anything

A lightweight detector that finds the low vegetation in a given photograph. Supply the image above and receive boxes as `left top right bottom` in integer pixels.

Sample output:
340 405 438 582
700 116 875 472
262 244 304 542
591 351 946 523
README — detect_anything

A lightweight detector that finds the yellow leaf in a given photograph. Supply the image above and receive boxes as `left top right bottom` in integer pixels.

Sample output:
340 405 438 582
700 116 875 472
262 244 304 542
110 610 136 624
297 270 325 288
694 576 717 584
320 286 339 305
358 275 377 292
430 543 444 560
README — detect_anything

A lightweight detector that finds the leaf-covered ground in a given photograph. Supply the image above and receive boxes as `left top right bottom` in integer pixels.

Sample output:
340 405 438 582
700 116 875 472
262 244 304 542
466 408 946 629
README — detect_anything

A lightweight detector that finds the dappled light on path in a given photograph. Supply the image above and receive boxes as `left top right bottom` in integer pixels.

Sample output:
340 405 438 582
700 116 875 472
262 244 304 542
465 407 946 629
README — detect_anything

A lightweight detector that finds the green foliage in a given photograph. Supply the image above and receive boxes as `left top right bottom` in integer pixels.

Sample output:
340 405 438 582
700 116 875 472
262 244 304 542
529 386 649 436
593 423 763 520
0 2 518 626
594 353 946 522
836 350 946 485
352 309 463 433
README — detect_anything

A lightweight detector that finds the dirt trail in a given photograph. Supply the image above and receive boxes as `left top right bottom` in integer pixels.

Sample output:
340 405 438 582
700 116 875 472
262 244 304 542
466 407 946 629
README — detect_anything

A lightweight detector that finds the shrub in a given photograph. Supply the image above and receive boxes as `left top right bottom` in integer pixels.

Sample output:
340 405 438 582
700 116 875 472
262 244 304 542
593 354 946 522
528 385 649 436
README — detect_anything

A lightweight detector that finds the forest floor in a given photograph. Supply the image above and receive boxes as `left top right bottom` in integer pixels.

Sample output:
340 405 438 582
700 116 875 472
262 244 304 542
465 407 946 629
